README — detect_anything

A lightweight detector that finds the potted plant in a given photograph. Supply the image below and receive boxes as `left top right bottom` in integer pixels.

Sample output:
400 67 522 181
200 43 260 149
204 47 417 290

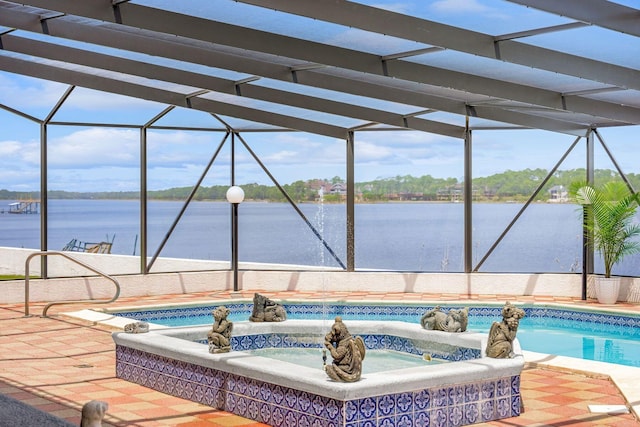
569 181 640 303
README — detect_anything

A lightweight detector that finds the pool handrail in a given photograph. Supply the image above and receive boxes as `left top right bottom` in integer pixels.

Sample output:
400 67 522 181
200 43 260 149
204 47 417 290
24 251 121 317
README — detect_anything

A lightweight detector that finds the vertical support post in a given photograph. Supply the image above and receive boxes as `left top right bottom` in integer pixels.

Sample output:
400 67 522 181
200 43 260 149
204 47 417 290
226 133 244 292
140 126 148 273
39 122 48 278
226 185 244 292
582 130 595 299
346 131 355 271
463 118 473 273
39 85 75 278
231 132 236 186
581 207 588 300
231 131 236 288
232 201 239 291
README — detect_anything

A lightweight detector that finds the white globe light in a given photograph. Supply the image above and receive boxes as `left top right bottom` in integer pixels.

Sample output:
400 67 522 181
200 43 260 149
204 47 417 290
226 186 245 204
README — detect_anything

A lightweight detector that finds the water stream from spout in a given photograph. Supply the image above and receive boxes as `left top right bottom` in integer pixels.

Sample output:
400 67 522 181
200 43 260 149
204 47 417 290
316 186 329 367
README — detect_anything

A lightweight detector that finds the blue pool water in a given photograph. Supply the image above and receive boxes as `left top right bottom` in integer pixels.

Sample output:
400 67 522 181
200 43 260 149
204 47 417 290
116 302 640 368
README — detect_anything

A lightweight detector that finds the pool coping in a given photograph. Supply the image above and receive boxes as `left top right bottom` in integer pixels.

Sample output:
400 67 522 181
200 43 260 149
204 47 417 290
113 320 522 400
63 299 640 419
113 320 525 426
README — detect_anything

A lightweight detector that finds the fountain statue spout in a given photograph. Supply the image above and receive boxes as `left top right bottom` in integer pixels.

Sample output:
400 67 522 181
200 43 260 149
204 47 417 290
208 306 233 353
323 316 365 382
486 302 525 358
249 293 287 322
420 306 469 332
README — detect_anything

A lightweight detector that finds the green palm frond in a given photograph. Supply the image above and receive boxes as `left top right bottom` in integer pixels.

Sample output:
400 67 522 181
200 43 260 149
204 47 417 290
569 181 640 277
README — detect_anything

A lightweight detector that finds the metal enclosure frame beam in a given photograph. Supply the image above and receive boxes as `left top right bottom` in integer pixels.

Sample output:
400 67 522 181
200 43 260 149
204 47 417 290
0 2 637 131
506 0 640 37
237 0 640 90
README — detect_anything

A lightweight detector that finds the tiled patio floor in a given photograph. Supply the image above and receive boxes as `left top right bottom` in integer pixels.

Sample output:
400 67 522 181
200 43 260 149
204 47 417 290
1 291 638 426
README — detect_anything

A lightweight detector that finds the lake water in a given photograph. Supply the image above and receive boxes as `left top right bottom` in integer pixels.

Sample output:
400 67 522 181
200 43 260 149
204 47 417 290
1 199 639 274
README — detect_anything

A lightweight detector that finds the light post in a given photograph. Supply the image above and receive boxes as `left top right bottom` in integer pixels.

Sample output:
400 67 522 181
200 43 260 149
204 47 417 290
226 185 244 292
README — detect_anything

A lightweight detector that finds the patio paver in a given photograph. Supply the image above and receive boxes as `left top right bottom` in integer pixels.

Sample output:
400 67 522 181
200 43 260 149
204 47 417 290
1 291 638 426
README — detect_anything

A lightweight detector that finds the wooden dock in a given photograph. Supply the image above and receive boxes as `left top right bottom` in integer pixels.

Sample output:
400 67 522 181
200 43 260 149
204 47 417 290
4 200 40 214
62 237 114 254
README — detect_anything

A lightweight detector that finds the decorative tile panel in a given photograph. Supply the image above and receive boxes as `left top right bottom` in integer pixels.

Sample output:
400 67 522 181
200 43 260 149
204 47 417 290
196 332 481 362
115 344 521 427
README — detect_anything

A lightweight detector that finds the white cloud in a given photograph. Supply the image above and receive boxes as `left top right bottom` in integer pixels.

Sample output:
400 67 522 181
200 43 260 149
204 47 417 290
355 140 395 162
41 127 221 170
263 150 300 163
0 75 161 114
48 128 139 168
0 76 70 110
64 87 161 111
0 139 39 167
0 140 22 157
273 134 324 149
147 131 217 166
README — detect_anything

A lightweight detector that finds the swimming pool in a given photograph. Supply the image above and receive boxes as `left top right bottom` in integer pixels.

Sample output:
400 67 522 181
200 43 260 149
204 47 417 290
115 301 640 368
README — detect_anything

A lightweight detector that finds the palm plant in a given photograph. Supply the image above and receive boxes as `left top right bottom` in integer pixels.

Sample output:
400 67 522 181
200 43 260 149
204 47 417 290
569 181 640 278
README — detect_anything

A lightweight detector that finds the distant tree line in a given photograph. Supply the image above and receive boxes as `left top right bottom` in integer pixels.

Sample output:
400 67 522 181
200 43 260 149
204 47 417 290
1 169 639 203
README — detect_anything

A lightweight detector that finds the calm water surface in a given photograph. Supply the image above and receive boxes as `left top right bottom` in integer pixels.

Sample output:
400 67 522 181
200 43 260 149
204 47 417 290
1 199 639 274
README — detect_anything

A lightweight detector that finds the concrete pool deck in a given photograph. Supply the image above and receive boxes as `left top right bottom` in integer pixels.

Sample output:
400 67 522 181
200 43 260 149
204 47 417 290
1 290 639 426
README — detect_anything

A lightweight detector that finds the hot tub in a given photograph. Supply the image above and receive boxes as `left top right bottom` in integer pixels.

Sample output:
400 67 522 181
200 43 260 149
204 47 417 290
113 320 523 426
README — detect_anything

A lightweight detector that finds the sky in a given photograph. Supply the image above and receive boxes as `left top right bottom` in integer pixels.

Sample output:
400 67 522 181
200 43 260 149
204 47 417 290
0 0 638 193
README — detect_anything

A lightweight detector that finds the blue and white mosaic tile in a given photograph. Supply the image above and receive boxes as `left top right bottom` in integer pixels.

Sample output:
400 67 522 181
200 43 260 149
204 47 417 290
115 302 640 335
194 332 482 362
116 344 520 427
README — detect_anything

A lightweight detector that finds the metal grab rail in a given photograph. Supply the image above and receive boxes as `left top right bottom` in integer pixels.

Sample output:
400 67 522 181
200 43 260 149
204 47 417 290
24 251 121 317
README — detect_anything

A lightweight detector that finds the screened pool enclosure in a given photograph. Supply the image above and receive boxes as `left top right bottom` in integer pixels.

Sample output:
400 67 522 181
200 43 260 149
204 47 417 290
0 0 639 278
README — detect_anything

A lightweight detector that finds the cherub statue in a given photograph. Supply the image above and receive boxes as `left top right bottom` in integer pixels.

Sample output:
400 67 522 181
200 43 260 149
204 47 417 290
249 293 287 322
486 302 526 358
208 306 233 353
323 316 366 382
